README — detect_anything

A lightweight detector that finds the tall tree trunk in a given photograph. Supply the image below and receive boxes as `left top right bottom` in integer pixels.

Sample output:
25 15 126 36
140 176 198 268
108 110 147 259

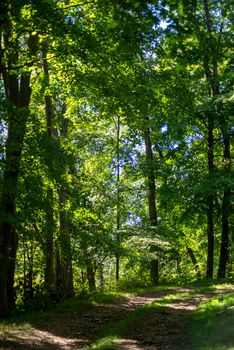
202 0 231 278
23 242 34 301
58 186 74 298
218 126 231 278
42 52 55 290
42 53 74 298
44 188 55 289
57 116 74 298
0 24 35 316
143 123 158 285
7 233 19 310
202 0 219 279
206 115 214 278
144 127 157 227
116 115 121 282
218 189 231 278
0 91 31 317
55 247 61 294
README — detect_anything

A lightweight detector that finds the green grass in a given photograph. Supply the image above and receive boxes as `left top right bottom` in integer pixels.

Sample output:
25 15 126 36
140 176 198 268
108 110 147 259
189 291 234 350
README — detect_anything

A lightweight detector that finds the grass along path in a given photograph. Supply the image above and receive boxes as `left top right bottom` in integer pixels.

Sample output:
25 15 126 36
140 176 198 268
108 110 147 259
0 284 233 350
189 289 234 350
86 284 234 350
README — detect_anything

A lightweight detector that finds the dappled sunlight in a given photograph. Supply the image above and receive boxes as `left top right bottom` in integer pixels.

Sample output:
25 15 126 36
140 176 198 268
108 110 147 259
22 328 88 348
0 287 233 349
0 326 90 349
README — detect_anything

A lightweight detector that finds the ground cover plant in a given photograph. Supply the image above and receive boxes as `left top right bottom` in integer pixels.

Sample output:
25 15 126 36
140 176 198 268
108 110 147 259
189 290 234 350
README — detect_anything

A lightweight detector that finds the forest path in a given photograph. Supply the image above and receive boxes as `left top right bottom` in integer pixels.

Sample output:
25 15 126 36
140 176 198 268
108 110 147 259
0 286 233 350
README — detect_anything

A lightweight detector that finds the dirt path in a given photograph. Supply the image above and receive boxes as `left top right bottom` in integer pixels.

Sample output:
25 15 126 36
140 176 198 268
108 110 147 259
114 293 203 350
0 287 233 350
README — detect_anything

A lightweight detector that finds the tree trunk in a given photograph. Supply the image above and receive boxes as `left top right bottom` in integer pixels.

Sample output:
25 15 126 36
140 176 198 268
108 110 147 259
186 247 201 279
206 122 214 278
55 248 61 294
202 0 231 278
7 232 19 310
116 115 121 282
58 187 74 298
202 0 219 279
218 130 231 278
144 127 157 227
150 259 158 285
24 243 34 301
42 52 55 290
57 116 74 298
42 53 74 298
203 4 231 278
0 25 34 316
44 189 55 289
0 107 30 318
144 123 159 285
86 262 96 292
98 263 104 290
218 189 231 278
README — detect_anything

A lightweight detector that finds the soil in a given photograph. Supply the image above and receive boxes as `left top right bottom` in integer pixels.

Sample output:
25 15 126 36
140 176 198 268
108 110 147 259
0 286 233 350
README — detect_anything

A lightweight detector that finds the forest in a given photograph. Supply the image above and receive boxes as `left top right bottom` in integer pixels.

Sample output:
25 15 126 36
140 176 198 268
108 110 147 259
0 0 233 321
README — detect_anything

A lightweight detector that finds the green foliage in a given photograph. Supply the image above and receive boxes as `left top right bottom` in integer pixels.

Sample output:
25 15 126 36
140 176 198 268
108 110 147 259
0 0 233 319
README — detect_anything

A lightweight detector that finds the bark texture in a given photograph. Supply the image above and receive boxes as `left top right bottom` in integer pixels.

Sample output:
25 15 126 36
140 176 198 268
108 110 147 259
144 124 159 285
0 23 35 316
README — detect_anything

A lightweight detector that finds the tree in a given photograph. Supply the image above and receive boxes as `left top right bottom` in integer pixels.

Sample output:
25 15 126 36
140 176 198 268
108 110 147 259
42 51 55 292
159 0 233 278
0 2 38 317
115 115 121 282
143 121 159 284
